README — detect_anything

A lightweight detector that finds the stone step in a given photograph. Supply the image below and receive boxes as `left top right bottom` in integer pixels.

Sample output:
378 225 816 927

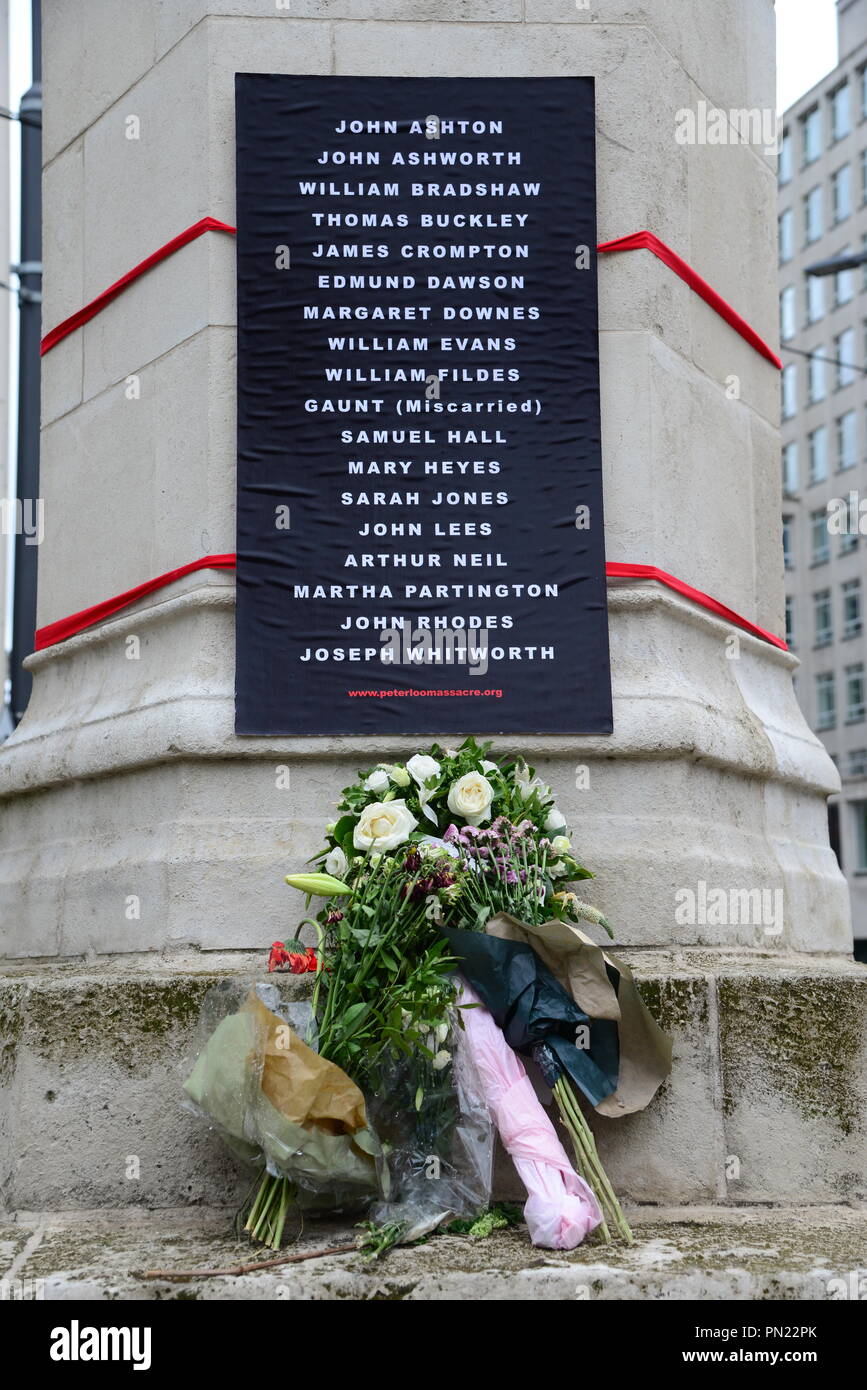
1 948 866 1209
3 1205 865 1301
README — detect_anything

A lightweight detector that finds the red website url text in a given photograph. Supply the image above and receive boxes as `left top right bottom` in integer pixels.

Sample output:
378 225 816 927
347 688 504 699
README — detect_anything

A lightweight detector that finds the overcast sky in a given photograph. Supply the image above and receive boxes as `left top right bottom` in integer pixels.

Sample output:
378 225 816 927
777 0 839 112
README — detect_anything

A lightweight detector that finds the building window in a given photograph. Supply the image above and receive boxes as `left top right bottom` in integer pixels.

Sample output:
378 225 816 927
786 595 795 648
841 529 859 555
779 209 794 264
809 424 828 481
816 671 837 729
855 802 867 870
783 440 798 495
862 66 867 120
780 286 797 341
830 800 842 870
836 410 858 469
809 349 827 403
832 164 852 222
783 514 794 569
804 186 823 243
849 748 867 777
814 588 833 646
803 106 822 165
831 83 851 141
782 362 798 420
843 578 862 638
835 328 856 388
807 274 825 323
779 128 793 184
835 253 855 306
846 663 866 722
811 508 830 564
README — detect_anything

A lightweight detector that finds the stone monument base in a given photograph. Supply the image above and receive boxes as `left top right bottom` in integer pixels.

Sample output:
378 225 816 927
2 947 864 1213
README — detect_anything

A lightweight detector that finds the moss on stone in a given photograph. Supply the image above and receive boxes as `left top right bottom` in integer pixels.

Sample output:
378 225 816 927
637 975 708 1034
0 984 24 1086
718 975 866 1136
23 979 213 1067
20 971 314 1067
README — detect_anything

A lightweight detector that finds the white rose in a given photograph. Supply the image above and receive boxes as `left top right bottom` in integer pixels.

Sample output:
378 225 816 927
551 835 571 855
549 859 569 878
545 806 567 832
432 1050 452 1072
447 771 495 826
364 768 390 794
407 753 441 787
353 799 418 852
515 759 553 804
325 846 348 879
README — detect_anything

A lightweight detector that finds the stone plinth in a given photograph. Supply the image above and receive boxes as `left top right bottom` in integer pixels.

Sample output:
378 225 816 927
3 0 843 960
0 1 862 1225
1 949 864 1212
0 581 849 957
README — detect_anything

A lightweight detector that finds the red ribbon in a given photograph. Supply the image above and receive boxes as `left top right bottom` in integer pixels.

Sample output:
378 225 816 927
597 230 782 369
39 216 237 355
41 218 781 369
33 554 786 653
33 554 237 650
34 222 785 653
606 562 786 651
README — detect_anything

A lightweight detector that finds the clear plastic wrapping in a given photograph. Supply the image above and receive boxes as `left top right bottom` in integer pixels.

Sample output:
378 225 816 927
365 1005 494 1242
183 981 493 1238
183 981 380 1204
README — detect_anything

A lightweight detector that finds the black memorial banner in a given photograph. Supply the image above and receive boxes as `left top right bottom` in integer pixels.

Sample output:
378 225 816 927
235 74 612 736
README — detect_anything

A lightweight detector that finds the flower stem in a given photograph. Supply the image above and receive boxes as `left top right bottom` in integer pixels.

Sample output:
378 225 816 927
557 1084 623 1239
243 1170 270 1236
552 1084 612 1243
553 1077 634 1245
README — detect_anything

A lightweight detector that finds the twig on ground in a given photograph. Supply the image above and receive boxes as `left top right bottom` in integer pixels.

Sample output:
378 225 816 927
136 1241 358 1281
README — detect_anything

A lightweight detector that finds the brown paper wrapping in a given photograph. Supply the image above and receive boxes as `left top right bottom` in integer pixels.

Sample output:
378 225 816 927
485 913 672 1117
246 992 369 1134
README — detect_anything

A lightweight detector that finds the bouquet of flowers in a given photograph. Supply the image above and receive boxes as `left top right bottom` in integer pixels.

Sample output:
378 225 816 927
189 739 671 1252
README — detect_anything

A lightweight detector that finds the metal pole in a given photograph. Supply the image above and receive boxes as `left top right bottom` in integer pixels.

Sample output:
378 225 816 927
9 0 42 725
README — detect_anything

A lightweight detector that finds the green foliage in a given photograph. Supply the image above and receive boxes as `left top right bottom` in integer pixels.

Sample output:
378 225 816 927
312 852 461 1084
357 1219 407 1260
292 737 613 1103
446 1203 525 1238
